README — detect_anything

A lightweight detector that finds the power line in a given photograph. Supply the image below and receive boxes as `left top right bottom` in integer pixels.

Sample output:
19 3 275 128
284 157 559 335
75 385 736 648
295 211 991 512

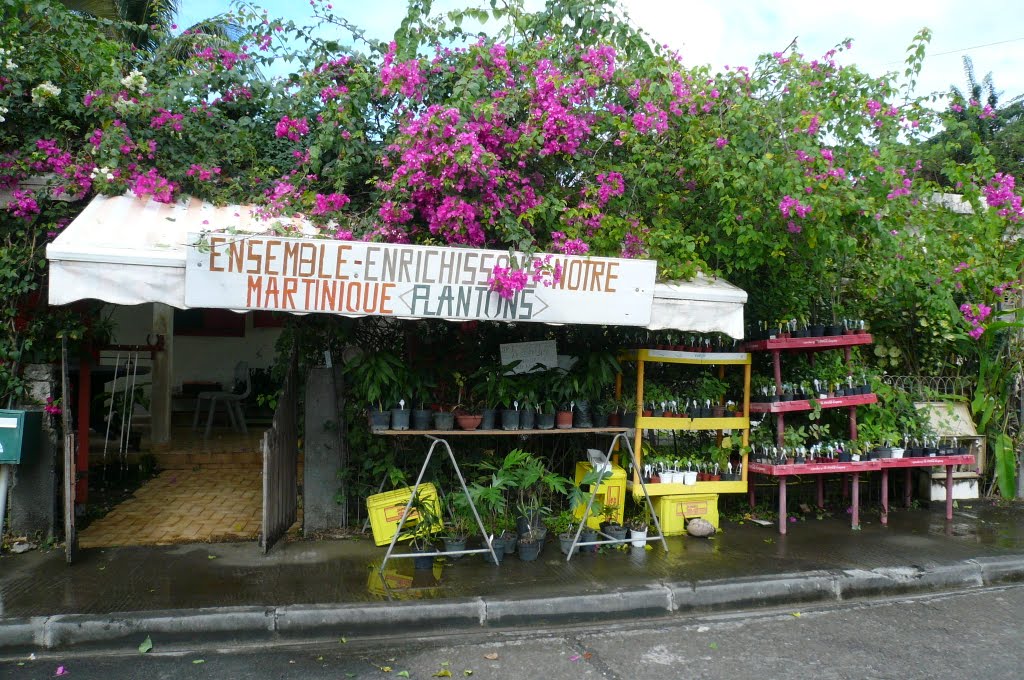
884 36 1024 65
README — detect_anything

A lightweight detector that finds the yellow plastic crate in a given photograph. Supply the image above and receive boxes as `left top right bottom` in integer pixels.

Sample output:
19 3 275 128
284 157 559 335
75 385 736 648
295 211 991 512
655 493 720 536
366 483 442 547
574 462 627 530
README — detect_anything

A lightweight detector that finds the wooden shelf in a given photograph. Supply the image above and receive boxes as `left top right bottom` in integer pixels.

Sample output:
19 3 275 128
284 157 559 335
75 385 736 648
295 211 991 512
741 334 873 352
620 349 751 365
376 427 629 436
748 454 976 477
636 415 748 430
629 479 747 496
749 393 878 413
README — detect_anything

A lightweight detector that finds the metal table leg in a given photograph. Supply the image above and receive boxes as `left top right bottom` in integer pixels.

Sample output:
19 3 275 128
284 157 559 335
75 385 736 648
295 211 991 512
567 433 668 560
945 464 954 520
851 472 861 529
778 477 787 535
380 436 497 575
881 468 889 525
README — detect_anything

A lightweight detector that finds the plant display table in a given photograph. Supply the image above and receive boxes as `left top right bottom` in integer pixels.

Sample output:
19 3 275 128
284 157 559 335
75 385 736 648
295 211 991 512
747 454 975 534
617 349 751 497
373 427 665 570
742 334 876 445
878 454 976 525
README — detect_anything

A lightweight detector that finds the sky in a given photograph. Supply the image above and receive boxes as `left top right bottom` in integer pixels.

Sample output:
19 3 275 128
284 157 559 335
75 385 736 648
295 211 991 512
178 0 1024 103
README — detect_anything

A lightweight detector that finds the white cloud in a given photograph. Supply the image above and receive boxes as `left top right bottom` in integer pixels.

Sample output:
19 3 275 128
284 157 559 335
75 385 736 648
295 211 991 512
182 0 1024 101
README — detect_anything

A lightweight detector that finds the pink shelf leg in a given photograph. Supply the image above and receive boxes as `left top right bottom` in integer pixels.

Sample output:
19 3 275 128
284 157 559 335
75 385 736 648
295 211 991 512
945 465 954 520
904 468 912 508
881 468 889 525
851 472 860 529
778 477 787 535
816 475 824 509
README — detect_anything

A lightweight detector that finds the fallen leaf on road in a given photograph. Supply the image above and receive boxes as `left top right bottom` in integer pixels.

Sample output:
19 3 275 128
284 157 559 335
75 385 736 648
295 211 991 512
192 660 205 664
464 671 473 676
791 612 801 618
398 672 410 678
432 670 452 677
483 653 498 660
380 666 392 672
697 626 709 633
709 642 718 650
570 655 581 663
138 636 153 654
340 637 348 644
208 555 217 560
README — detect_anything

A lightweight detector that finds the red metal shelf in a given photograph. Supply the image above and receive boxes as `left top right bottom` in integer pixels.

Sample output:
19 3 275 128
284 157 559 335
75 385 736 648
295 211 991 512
741 334 873 352
749 393 878 413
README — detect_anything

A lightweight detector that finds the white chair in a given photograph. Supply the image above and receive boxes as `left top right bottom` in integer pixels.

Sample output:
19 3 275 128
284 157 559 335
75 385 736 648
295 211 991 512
192 362 251 439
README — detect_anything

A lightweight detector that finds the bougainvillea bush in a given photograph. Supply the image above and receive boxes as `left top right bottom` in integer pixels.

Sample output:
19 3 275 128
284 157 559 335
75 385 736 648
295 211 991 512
2 0 1023 491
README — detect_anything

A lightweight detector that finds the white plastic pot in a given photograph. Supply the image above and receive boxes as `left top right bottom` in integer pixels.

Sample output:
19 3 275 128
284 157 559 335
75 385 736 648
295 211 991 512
683 470 698 485
630 528 648 547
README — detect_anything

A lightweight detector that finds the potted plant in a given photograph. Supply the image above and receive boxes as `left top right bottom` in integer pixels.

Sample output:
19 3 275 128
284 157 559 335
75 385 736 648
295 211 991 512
567 350 621 428
451 371 483 430
441 494 472 557
696 374 729 417
409 366 436 431
548 509 578 556
599 500 627 541
344 349 405 432
401 488 443 570
464 473 509 564
627 505 650 547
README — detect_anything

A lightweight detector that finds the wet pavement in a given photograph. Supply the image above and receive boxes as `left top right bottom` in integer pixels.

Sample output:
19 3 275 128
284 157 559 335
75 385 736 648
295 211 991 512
3 500 1023 618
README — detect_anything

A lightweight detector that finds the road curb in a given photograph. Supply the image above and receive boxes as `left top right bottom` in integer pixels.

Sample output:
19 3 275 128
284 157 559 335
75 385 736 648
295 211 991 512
3 557 1024 652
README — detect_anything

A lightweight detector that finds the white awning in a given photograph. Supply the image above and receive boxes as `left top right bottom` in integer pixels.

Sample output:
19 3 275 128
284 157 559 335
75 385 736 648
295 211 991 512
47 194 746 336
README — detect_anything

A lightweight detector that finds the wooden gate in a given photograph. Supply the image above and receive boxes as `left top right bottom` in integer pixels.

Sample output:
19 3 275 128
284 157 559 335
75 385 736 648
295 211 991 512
260 340 299 553
61 338 78 564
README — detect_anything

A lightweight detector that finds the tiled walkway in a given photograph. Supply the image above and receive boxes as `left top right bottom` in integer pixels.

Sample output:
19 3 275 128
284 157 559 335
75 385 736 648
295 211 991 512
79 427 301 548
79 467 263 548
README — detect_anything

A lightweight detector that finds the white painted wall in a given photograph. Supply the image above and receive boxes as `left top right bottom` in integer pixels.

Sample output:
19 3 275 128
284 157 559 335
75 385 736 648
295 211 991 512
105 303 282 394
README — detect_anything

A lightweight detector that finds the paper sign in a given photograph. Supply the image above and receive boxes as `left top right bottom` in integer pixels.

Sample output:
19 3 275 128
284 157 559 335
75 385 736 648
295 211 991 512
500 340 558 373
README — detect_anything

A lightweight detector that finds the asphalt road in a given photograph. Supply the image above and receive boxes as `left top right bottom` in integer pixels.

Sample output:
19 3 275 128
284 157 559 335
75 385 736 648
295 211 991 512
3 585 1023 679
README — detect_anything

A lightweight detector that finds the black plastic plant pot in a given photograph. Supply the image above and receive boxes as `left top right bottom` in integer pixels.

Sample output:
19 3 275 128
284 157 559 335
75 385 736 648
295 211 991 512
536 412 556 430
574 411 594 428
484 538 507 564
432 412 455 431
500 409 520 430
442 536 467 558
390 408 411 431
793 329 808 338
517 538 542 562
480 408 497 430
368 409 391 432
413 550 434 570
579 528 598 552
826 325 844 336
838 452 853 463
519 409 536 430
621 412 637 428
592 412 609 428
810 325 825 337
411 409 432 430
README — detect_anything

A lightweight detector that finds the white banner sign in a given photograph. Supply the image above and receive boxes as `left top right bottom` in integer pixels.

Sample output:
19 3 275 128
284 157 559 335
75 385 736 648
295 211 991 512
184 234 656 326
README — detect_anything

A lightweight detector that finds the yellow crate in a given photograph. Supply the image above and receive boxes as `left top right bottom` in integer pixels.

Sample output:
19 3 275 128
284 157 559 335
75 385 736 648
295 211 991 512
655 493 720 536
366 483 441 547
574 462 627 530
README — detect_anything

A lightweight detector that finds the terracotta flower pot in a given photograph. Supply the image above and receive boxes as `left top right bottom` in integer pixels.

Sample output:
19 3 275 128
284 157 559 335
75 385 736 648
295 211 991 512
555 410 573 429
455 414 482 430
